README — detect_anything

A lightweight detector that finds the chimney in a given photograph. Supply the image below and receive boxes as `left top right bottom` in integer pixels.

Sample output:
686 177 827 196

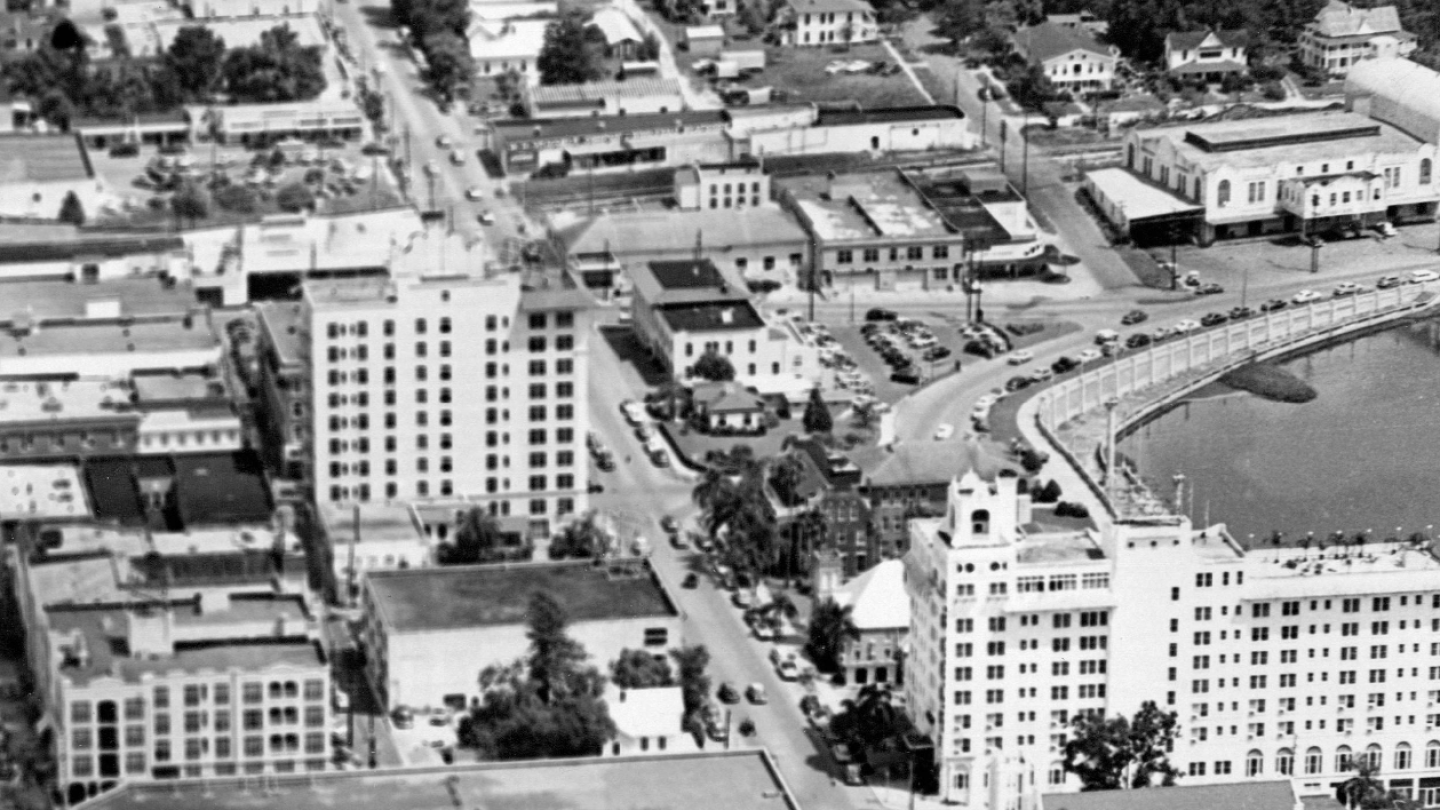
720 307 734 324
127 606 174 658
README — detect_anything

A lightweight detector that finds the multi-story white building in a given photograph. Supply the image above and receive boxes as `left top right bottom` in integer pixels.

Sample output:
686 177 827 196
293 241 592 534
905 445 1440 809
1011 22 1118 94
1163 30 1248 81
781 0 877 47
1298 0 1415 78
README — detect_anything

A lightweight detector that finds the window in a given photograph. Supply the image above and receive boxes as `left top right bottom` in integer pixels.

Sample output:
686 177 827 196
1422 158 1433 185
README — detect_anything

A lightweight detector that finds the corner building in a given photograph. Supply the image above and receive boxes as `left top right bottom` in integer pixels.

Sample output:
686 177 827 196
303 269 592 533
905 451 1440 809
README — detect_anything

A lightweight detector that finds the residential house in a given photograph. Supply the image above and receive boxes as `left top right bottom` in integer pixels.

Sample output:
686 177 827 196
468 17 550 86
781 0 877 47
1298 0 1415 79
589 7 644 59
831 559 906 686
689 382 767 432
629 259 821 392
1011 21 1118 94
603 685 695 756
1164 29 1248 81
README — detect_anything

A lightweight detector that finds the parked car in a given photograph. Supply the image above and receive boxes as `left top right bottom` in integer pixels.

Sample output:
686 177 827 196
1292 289 1323 304
1007 350 1034 365
1229 306 1255 320
660 515 679 534
717 683 740 704
890 369 921 385
1173 319 1201 333
745 684 768 704
1260 298 1289 312
1005 376 1031 393
1332 282 1362 297
391 706 415 729
1051 356 1079 374
435 134 453 148
933 423 955 440
1077 349 1102 363
1376 274 1403 289
1200 312 1228 327
1195 283 1225 296
865 307 898 321
1408 269 1439 284
923 346 952 361
465 186 485 201
1028 367 1053 384
1125 333 1152 349
776 659 800 680
1375 221 1398 238
1120 309 1148 325
476 210 496 225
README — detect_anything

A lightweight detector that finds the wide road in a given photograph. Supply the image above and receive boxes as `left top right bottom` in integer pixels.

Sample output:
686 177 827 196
333 0 532 252
585 322 867 810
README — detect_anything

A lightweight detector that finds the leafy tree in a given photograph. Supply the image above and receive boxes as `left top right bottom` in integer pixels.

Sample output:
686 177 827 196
830 685 900 750
745 592 798 635
783 509 827 578
549 511 609 560
538 10 601 86
162 25 226 103
1342 762 1420 810
57 191 85 226
422 30 474 103
1063 701 1181 790
610 648 674 688
1035 479 1062 503
223 26 326 103
670 644 711 736
275 182 315 212
692 350 736 382
806 598 859 673
738 0 769 35
636 32 662 61
1007 62 1057 110
460 591 615 759
444 507 520 564
215 184 258 214
407 0 470 41
802 387 832 434
934 0 983 43
769 454 806 505
171 183 210 224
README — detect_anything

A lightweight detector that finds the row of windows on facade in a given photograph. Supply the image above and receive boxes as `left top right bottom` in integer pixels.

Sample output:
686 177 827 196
1188 619 1423 642
329 479 575 513
1213 742 1440 779
72 705 327 750
326 334 577 365
1189 658 1440 690
835 245 950 264
1196 711 1435 742
70 681 325 724
71 735 327 777
947 577 1110 598
1184 642 1438 670
324 311 572 341
948 681 1109 707
325 384 577 412
0 428 239 454
330 438 578 469
709 195 764 209
952 659 1108 681
952 611 1110 633
952 636 1109 658
324 359 575 390
74 756 329 781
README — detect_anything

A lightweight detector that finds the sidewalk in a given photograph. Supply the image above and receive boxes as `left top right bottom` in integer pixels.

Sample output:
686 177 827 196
881 38 935 105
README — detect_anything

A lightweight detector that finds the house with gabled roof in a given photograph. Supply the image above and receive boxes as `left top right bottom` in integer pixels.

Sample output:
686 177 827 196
1298 0 1415 78
1164 29 1248 81
781 0 877 47
1011 21 1118 94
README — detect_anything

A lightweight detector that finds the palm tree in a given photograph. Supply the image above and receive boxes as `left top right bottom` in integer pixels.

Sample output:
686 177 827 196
747 592 799 635
806 598 860 674
691 467 733 513
1340 762 1416 810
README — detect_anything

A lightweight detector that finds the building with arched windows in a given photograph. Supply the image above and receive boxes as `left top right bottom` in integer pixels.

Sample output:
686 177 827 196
904 441 1440 809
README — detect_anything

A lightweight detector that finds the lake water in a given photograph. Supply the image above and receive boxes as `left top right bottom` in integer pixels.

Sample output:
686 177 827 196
1117 317 1440 545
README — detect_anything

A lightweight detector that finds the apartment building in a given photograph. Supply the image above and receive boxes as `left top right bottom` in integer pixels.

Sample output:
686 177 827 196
904 445 1440 809
1298 0 1415 78
294 261 592 532
781 0 878 47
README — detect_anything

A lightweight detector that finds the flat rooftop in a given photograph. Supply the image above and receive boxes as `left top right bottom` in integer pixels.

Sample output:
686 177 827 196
815 104 964 126
1085 167 1202 222
367 559 677 632
255 301 307 367
0 464 90 521
132 371 227 403
659 300 766 332
0 379 135 424
530 78 682 106
0 133 93 183
0 238 184 269
318 500 425 545
1015 530 1107 565
81 751 799 810
0 319 218 359
301 276 394 307
491 110 727 144
1139 112 1425 171
784 171 949 241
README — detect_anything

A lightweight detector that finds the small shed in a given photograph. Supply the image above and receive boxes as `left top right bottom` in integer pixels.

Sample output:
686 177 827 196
684 24 726 57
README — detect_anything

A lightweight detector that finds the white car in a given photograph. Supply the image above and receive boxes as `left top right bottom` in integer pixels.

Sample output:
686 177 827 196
477 210 496 226
1409 269 1440 284
620 400 647 425
1077 348 1102 363
1007 350 1034 365
934 423 955 441
435 134 453 148
1291 289 1323 304
465 186 485 201
1333 282 1361 297
1173 319 1201 333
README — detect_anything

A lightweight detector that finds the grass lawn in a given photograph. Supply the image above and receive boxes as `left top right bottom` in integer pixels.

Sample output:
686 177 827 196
732 44 928 108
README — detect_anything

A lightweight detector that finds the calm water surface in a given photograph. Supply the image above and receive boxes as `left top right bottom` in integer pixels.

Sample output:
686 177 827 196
1117 318 1440 543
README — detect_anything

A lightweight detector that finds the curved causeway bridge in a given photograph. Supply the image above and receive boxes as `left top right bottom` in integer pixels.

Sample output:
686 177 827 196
1020 285 1440 523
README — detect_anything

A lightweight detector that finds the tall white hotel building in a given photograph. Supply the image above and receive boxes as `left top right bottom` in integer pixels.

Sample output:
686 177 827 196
904 448 1440 809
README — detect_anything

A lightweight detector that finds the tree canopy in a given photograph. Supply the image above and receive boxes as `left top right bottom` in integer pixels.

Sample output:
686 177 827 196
58 191 85 226
692 350 736 382
443 507 527 564
459 591 615 759
422 30 474 104
1062 701 1181 790
610 649 674 689
162 25 227 104
223 26 326 103
802 387 833 434
549 511 609 560
538 10 602 86
805 598 859 673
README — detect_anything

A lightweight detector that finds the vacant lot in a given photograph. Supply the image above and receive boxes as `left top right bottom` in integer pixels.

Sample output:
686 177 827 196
728 44 928 108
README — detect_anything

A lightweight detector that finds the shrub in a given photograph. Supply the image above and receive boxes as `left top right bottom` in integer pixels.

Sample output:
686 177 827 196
1019 448 1049 473
215 185 258 214
1055 501 1090 519
1261 81 1287 101
276 183 316 213
1034 479 1062 503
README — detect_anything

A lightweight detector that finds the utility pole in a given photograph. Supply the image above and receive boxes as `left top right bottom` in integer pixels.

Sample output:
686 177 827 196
999 120 1007 173
1170 221 1179 290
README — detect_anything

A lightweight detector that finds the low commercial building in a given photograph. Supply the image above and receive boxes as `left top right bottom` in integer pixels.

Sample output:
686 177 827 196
0 133 108 219
682 24 725 55
629 259 821 388
747 105 974 157
188 100 367 147
487 111 730 176
674 161 770 210
588 7 643 59
1011 21 1118 94
468 17 549 86
1081 166 1202 245
777 166 1048 291
1041 781 1305 810
523 79 686 119
1117 111 1439 243
603 684 695 756
73 111 191 149
183 0 328 16
0 237 187 283
317 500 435 599
78 750 802 810
780 0 877 47
360 559 682 710
134 14 328 59
1298 0 1414 78
1163 29 1248 80
0 315 223 378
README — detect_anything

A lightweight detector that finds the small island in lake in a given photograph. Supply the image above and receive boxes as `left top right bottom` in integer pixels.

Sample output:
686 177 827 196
1219 363 1318 403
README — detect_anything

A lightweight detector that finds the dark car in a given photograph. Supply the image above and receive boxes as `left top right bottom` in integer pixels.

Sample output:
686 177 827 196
1260 298 1289 312
923 346 952 361
865 308 898 322
1005 376 1032 393
361 142 391 156
1051 356 1079 374
717 682 741 704
1196 283 1225 296
1229 306 1255 320
1120 309 1148 325
1200 312 1228 327
964 340 1000 359
890 369 921 385
109 142 141 158
1376 275 1403 289
596 454 616 472
660 515 679 534
1125 333 1152 349
682 573 699 589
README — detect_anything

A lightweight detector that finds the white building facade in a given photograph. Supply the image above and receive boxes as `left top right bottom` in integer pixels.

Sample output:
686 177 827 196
905 458 1440 809
782 0 877 46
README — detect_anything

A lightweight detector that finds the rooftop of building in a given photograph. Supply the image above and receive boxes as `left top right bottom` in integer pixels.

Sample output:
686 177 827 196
0 317 218 359
467 16 549 59
631 258 750 306
0 234 184 267
519 266 594 311
693 381 767 413
0 133 93 184
491 110 728 143
557 206 808 259
1136 112 1425 170
1043 779 1297 810
786 0 874 14
1345 58 1440 140
814 105 963 126
1084 167 1203 222
254 301 307 367
851 439 1016 488
1308 0 1404 37
366 558 678 633
660 300 767 333
1165 28 1247 51
171 452 274 527
318 501 426 546
604 683 684 739
236 213 402 276
1012 20 1111 63
779 169 1014 244
148 13 327 52
0 378 136 424
1014 530 1106 565
131 371 227 404
80 751 799 810
834 559 906 630
529 78 682 108
48 607 323 687
390 226 491 279
0 464 90 520
588 6 642 45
